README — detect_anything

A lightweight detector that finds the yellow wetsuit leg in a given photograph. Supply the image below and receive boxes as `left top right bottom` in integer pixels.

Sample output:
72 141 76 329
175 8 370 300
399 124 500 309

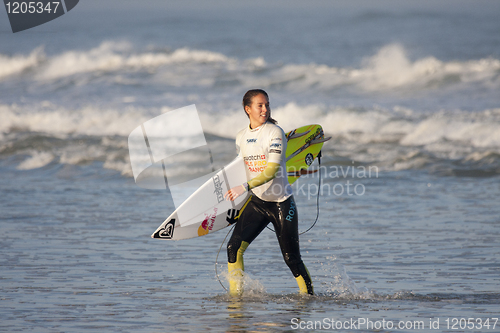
228 241 249 295
295 264 314 295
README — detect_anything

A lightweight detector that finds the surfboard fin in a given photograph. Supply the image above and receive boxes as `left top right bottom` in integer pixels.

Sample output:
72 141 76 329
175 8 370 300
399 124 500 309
287 130 310 140
310 136 331 144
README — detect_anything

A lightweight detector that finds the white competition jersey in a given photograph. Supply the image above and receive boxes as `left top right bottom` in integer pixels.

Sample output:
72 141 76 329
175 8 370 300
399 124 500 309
236 122 292 202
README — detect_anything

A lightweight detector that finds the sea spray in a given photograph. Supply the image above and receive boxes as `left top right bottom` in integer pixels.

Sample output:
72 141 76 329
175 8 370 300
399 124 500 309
315 256 374 299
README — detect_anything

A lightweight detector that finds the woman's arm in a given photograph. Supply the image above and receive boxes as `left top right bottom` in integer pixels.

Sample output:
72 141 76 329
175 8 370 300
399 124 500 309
224 162 280 201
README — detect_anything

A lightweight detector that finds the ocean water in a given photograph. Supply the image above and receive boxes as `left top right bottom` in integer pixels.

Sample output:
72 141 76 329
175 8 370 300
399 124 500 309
1 0 499 332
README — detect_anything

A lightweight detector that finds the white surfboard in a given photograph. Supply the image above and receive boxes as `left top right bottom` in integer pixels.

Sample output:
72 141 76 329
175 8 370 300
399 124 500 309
152 124 329 241
152 156 249 240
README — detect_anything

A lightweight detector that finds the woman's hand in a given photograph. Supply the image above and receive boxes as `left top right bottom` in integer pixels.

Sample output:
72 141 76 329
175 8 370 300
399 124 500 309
224 184 247 201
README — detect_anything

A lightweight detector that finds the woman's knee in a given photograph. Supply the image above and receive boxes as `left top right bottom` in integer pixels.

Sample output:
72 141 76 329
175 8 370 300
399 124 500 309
283 252 303 275
227 239 240 263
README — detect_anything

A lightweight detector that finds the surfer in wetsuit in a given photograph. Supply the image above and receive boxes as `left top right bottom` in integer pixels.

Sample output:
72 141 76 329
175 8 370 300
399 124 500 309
224 89 314 296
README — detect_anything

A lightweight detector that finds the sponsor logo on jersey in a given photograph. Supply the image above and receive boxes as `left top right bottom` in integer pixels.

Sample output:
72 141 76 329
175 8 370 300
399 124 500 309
246 138 257 143
244 154 266 161
270 138 282 154
244 155 268 172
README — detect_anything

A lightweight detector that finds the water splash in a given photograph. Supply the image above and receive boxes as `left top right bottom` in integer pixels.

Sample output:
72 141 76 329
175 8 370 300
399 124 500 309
316 256 374 299
218 268 267 297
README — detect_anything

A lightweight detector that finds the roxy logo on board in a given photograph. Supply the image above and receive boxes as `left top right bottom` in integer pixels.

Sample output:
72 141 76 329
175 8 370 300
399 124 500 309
156 220 175 239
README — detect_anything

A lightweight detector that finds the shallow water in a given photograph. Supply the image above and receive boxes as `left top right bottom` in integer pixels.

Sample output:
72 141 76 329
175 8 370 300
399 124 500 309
1 163 499 332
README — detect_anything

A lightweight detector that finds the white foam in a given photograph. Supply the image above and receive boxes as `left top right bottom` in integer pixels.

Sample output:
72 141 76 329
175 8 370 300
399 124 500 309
392 151 431 172
356 44 441 90
0 47 44 80
199 102 500 153
400 109 500 148
366 44 500 90
250 43 500 92
6 42 499 93
316 257 374 299
36 41 230 80
0 103 150 137
3 101 500 152
2 99 499 173
358 43 500 91
220 269 267 296
103 159 133 177
16 151 54 170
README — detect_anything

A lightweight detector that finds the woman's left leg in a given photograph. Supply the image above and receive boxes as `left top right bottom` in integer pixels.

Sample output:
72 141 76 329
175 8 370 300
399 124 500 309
273 196 314 295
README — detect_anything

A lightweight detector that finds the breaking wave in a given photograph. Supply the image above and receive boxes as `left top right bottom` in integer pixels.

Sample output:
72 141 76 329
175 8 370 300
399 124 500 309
1 102 499 176
1 42 499 93
0 47 45 80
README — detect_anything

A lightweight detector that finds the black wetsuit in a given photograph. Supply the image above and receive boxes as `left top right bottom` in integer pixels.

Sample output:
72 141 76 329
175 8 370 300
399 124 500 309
227 194 314 294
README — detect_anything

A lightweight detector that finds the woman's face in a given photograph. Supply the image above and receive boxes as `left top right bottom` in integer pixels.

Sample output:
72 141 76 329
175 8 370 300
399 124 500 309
245 93 270 129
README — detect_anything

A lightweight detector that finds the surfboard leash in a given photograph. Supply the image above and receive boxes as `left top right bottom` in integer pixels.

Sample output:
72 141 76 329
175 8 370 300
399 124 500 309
265 150 323 235
299 150 322 235
214 224 235 292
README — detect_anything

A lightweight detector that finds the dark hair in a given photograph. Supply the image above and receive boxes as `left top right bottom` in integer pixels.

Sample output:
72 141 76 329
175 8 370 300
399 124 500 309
242 89 277 125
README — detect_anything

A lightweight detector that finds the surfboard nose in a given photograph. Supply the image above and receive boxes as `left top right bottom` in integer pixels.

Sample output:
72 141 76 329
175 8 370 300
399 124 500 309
152 219 176 239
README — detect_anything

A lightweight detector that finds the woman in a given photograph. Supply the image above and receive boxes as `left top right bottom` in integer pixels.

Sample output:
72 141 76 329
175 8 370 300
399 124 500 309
224 89 314 295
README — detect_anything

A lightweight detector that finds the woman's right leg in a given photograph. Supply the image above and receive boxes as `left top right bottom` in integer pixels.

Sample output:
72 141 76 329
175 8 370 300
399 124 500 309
227 197 269 295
